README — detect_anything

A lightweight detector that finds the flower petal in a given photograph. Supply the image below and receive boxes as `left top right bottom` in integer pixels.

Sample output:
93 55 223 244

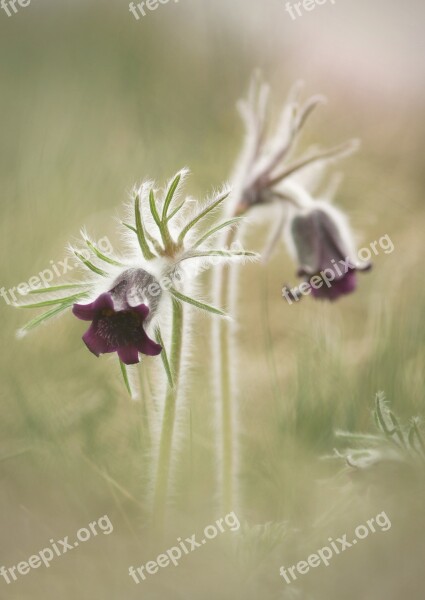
134 303 150 320
311 270 357 301
72 303 97 321
82 323 115 356
117 346 140 365
72 293 114 321
316 210 350 267
291 209 349 276
137 333 162 357
92 292 115 312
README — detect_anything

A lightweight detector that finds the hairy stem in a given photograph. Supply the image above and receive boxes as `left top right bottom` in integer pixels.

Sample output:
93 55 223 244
216 226 238 513
152 299 184 533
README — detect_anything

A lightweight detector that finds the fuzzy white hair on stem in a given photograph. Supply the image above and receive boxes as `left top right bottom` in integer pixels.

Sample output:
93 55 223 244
212 73 363 515
13 167 257 535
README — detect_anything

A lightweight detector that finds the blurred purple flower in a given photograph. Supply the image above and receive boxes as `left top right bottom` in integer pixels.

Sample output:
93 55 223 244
286 206 371 302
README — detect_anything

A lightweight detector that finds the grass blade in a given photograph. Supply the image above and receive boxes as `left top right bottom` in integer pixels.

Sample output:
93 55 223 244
408 420 425 456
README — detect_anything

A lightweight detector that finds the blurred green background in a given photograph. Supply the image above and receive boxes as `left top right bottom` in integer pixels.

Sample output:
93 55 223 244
0 0 424 598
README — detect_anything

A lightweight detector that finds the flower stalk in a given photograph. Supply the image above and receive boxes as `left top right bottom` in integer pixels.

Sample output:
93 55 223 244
14 167 256 529
216 226 238 514
214 76 363 513
152 298 183 532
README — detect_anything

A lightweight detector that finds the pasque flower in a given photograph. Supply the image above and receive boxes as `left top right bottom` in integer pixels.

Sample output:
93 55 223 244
284 202 371 301
15 169 256 380
229 76 359 220
212 76 370 512
72 268 162 365
222 75 370 302
13 169 257 531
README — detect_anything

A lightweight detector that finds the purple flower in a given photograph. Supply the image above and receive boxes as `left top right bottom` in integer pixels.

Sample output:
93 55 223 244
72 269 162 365
286 206 371 302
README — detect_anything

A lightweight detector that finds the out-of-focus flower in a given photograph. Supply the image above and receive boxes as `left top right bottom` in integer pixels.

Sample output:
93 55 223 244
284 202 371 301
73 268 162 365
223 75 371 302
229 75 359 220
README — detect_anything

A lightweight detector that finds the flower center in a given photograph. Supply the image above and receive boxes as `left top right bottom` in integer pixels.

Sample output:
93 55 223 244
96 309 144 347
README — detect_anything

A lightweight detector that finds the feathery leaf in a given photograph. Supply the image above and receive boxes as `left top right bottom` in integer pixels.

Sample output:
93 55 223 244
28 283 91 295
16 292 89 309
84 239 124 267
169 287 227 317
135 195 155 260
162 173 181 221
18 299 76 334
192 217 243 248
74 251 108 277
178 190 230 243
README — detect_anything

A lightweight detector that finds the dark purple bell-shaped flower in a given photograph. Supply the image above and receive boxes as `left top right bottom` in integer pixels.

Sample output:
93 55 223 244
73 268 162 365
285 206 371 302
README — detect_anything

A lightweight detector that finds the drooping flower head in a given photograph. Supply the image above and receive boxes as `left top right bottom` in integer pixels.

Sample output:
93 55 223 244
224 75 370 302
73 268 162 365
15 170 257 388
284 202 371 302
